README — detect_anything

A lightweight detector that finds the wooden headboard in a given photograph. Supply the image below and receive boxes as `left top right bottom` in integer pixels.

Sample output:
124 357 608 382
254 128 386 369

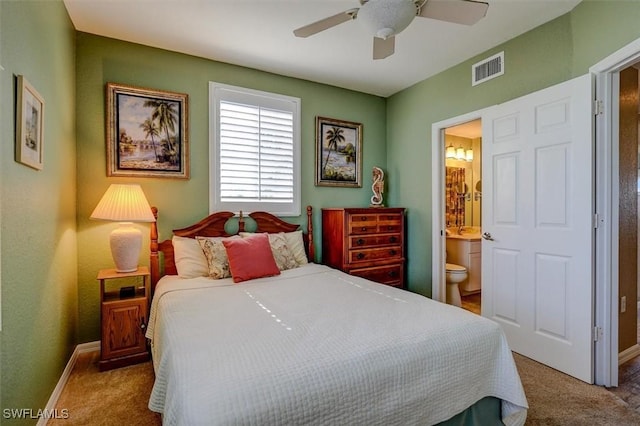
150 206 314 292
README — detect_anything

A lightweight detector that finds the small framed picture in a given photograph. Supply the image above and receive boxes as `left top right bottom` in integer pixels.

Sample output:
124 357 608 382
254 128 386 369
16 75 45 170
106 82 189 179
315 116 362 187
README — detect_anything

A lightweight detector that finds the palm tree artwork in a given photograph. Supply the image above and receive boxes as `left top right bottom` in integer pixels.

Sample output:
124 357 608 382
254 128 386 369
143 99 179 166
322 126 345 176
139 118 160 161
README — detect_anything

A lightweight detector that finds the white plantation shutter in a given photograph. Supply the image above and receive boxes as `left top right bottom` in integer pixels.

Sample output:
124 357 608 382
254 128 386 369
210 83 301 216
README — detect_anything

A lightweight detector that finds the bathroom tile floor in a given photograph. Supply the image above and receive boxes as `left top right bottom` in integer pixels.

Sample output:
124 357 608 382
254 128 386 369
461 293 481 315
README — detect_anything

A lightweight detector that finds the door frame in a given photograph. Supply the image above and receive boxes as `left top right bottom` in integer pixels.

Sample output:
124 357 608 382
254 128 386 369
431 109 489 303
591 37 640 387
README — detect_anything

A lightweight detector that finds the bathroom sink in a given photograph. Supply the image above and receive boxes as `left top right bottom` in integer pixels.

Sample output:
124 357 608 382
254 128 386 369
445 228 482 240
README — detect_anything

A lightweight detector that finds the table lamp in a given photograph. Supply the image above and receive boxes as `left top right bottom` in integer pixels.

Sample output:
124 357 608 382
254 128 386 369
90 184 155 273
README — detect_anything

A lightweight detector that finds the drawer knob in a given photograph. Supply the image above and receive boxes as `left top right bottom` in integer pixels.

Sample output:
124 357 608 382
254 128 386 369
361 227 367 231
387 226 393 230
357 253 365 260
389 236 398 243
357 238 365 245
361 216 367 221
389 249 397 256
388 271 398 277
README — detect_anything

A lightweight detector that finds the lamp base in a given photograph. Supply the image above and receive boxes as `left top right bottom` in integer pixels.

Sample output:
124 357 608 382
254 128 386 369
110 223 142 273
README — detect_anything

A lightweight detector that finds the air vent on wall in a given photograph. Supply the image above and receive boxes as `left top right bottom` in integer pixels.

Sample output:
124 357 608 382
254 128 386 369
472 51 504 86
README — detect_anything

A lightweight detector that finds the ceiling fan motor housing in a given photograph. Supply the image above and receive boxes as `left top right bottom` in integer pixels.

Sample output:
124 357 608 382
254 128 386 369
358 0 417 39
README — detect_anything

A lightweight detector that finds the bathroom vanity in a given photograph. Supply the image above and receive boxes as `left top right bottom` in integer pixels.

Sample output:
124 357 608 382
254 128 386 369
446 232 481 295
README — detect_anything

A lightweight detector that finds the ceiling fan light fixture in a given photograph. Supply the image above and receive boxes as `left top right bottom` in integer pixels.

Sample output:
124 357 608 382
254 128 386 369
358 0 417 38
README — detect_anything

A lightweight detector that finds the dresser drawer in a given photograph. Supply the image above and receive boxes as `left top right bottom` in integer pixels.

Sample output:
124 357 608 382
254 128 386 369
349 234 401 249
349 246 402 263
350 264 404 287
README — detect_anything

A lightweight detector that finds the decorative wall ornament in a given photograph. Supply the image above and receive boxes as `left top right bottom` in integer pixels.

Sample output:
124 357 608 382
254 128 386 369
315 116 362 187
106 83 189 179
370 166 385 207
15 75 45 170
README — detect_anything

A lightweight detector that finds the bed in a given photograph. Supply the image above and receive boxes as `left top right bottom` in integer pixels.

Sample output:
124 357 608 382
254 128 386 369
146 206 528 425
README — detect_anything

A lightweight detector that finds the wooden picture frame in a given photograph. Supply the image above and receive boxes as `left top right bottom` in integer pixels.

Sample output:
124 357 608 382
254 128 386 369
315 116 362 187
106 82 189 179
16 75 45 170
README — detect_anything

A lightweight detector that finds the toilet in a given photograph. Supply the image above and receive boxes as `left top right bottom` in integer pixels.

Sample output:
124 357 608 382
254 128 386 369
445 263 467 307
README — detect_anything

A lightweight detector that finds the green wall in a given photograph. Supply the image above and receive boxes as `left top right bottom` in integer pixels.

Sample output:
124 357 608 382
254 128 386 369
387 1 640 296
4 0 640 417
75 33 387 342
0 0 77 419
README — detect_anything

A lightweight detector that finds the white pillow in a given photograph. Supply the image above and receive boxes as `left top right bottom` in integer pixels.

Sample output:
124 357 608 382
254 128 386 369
284 230 308 266
172 235 208 278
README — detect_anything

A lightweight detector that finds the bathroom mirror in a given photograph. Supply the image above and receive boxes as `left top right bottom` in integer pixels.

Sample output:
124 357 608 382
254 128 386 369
444 135 481 228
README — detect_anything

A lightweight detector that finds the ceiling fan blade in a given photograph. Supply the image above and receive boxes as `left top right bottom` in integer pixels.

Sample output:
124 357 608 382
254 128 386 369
293 9 359 38
418 0 489 25
373 36 395 60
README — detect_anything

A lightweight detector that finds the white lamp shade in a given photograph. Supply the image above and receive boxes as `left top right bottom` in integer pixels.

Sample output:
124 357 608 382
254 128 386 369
90 184 155 222
445 145 456 158
465 149 474 162
91 184 154 273
456 146 466 160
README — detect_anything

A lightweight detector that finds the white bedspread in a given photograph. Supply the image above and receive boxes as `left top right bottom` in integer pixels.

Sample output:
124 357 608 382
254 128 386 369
147 263 527 425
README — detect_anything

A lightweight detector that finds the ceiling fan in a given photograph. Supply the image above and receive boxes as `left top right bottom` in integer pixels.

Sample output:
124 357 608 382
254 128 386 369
293 0 489 60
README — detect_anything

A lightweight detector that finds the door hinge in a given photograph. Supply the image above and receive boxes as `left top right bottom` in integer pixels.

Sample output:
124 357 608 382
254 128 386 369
593 213 599 229
593 326 603 342
593 99 604 115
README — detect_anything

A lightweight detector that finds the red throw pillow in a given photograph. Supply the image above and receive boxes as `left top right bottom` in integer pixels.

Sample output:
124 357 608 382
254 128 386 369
222 233 281 283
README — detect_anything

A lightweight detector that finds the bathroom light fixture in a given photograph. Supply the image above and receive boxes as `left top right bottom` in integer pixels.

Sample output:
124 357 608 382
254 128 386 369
465 148 474 162
455 146 466 161
90 184 155 273
445 144 456 158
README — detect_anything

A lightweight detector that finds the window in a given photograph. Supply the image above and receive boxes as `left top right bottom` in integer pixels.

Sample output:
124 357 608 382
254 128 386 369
210 83 301 216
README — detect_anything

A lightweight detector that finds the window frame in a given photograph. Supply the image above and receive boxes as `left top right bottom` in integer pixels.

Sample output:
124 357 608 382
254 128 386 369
209 82 301 216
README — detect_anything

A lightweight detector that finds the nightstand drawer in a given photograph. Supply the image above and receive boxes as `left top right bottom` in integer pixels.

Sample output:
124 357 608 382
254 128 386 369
350 264 404 287
348 246 402 263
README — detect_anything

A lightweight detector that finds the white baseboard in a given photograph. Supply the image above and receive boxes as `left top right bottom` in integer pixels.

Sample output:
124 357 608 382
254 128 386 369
37 341 100 426
619 343 640 366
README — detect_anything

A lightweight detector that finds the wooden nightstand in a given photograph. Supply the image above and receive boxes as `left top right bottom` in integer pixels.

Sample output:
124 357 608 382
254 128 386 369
97 266 150 371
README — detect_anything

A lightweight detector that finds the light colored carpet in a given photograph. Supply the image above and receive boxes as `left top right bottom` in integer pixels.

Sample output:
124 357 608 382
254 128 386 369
49 350 640 425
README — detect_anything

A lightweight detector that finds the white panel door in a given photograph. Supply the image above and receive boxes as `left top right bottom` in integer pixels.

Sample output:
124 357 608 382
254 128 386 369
482 74 594 383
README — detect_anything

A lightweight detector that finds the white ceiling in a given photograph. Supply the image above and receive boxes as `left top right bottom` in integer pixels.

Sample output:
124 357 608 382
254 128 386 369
63 0 581 97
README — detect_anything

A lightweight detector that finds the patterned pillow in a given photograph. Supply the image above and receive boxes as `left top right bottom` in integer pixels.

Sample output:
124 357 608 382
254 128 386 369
196 236 239 279
266 233 298 271
283 230 308 266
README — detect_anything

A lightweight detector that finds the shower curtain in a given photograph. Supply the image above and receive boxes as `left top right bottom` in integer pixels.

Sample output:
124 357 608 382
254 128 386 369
446 167 465 227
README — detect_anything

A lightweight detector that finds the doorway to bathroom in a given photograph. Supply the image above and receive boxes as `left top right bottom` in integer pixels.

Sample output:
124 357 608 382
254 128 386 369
443 119 482 315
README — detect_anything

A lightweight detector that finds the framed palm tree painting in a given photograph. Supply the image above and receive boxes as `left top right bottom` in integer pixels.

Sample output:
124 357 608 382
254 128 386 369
315 116 362 187
106 83 189 178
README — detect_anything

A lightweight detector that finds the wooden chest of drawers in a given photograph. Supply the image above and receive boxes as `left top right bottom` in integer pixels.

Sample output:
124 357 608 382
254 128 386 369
322 207 406 288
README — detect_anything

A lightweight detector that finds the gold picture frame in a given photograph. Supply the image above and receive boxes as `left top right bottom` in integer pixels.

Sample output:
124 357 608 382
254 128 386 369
315 116 362 187
16 75 45 170
106 82 189 179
